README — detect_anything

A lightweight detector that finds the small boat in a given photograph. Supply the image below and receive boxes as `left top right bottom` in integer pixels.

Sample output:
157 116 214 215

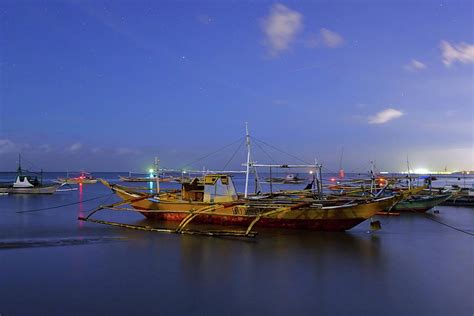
265 174 305 184
0 155 61 194
119 175 173 183
392 193 452 213
439 184 474 206
56 171 98 184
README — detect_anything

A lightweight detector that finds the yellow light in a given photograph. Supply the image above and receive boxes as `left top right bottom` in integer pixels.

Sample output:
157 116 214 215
413 168 429 174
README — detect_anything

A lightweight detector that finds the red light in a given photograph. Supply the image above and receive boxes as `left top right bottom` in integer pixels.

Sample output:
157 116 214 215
330 178 336 182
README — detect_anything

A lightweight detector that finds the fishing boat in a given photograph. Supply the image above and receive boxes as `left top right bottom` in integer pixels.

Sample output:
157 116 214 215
0 155 61 194
80 126 401 236
96 174 399 232
265 174 305 184
438 185 474 206
392 193 452 213
56 171 98 184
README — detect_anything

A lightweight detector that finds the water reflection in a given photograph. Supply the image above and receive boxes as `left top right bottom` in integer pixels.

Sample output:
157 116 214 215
78 183 84 228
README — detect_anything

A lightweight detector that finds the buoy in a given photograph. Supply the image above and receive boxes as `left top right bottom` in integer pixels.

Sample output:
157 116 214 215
370 219 382 231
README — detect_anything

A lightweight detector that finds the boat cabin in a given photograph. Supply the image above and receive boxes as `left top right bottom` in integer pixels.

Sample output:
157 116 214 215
181 174 238 203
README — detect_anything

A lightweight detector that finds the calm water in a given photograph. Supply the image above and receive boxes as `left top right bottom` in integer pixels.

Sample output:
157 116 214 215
1 173 473 315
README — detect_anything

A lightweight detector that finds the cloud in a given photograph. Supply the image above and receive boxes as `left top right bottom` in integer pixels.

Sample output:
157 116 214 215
368 108 404 124
440 40 474 66
320 28 344 48
261 4 303 56
69 143 82 152
0 139 18 154
404 59 426 71
196 14 212 25
38 144 52 152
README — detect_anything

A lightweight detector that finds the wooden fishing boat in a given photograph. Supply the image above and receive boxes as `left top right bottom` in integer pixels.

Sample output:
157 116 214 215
79 125 401 236
0 155 61 194
56 171 98 184
392 193 452 213
96 175 400 232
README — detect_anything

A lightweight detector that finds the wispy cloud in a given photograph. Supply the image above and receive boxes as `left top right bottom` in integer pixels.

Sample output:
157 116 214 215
196 14 212 25
0 139 18 154
38 144 52 152
368 108 404 124
69 143 82 152
320 28 344 48
404 59 426 71
440 40 474 66
261 4 303 56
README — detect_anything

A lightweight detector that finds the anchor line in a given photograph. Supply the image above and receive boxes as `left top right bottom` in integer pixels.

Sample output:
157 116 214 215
16 194 115 213
420 212 474 237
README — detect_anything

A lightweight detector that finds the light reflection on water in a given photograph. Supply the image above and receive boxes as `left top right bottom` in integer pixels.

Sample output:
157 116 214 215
0 172 473 315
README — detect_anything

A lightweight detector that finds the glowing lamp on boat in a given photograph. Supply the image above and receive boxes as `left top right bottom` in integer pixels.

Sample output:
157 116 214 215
309 170 313 175
330 178 336 182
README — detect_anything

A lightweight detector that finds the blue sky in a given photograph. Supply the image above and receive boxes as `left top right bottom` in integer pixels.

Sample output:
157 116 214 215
0 0 473 172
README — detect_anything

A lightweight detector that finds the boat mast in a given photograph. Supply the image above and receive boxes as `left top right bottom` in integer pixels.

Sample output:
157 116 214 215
17 153 22 174
154 157 160 194
317 160 323 200
244 122 251 198
406 156 412 190
370 161 375 193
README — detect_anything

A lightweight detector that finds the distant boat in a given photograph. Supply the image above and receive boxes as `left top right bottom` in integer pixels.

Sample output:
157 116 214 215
56 171 98 184
0 155 61 194
392 193 452 213
265 174 305 184
118 175 174 183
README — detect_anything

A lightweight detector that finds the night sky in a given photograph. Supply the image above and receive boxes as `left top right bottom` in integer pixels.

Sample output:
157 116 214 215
0 1 473 172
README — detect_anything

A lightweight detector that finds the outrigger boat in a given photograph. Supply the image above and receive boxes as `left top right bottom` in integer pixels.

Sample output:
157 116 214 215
93 174 399 233
80 126 402 237
392 193 452 213
264 174 305 184
0 155 61 194
56 171 98 184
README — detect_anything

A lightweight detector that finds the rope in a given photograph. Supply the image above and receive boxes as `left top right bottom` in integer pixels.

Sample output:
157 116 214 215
181 137 245 169
16 193 114 213
222 141 244 170
253 140 277 164
251 137 311 165
421 211 474 236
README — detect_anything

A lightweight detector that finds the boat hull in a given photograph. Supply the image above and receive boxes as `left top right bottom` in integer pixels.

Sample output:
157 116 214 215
110 184 398 232
0 184 60 194
140 211 366 231
56 178 98 184
392 194 451 213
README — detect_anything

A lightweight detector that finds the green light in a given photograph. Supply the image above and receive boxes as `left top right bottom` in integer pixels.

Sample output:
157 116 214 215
148 169 154 173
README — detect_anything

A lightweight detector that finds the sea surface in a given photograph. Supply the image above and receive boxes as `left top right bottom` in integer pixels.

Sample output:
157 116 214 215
1 172 473 315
